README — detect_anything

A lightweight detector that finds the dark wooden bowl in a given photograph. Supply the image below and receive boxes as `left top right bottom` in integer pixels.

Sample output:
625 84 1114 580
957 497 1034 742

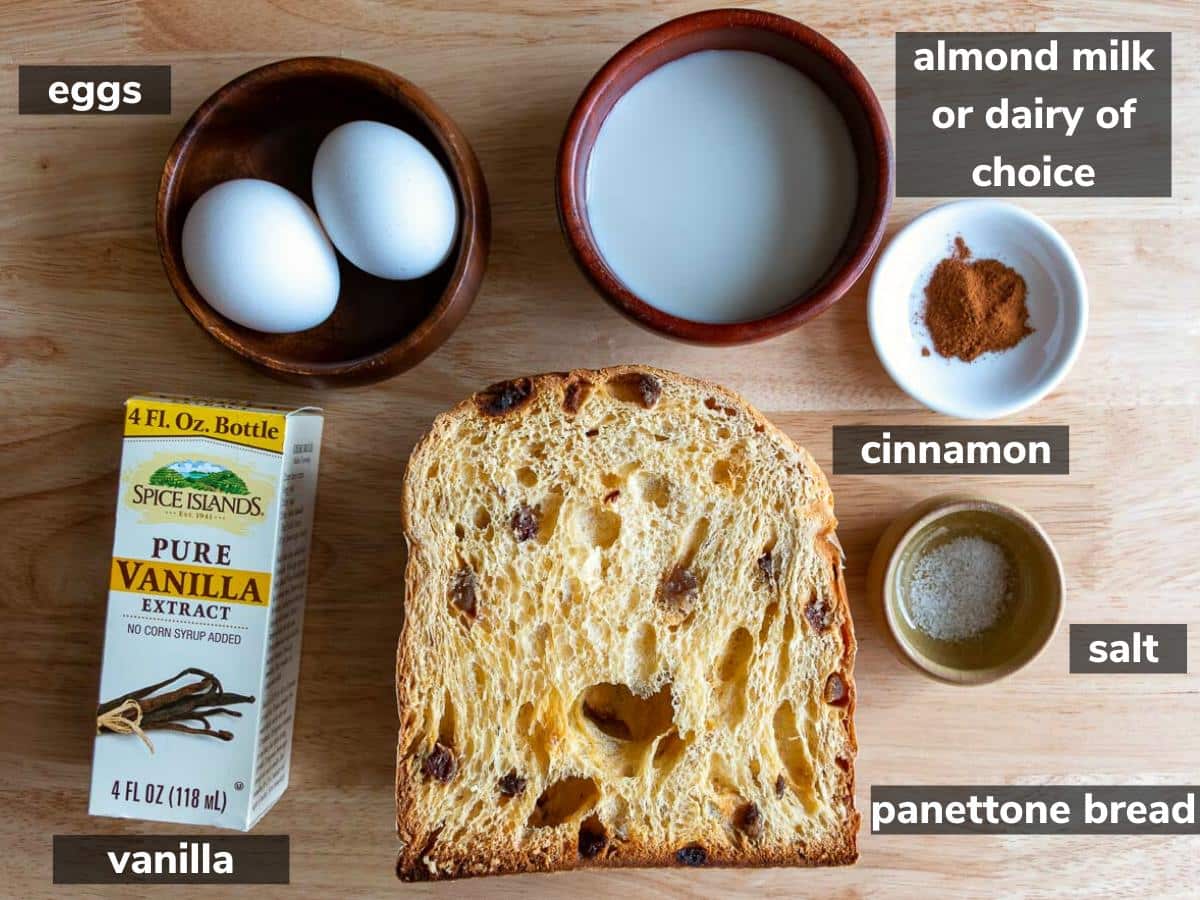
158 57 489 386
557 9 893 345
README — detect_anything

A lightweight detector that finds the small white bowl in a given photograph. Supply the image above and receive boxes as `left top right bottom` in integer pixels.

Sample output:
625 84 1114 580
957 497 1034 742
868 200 1087 419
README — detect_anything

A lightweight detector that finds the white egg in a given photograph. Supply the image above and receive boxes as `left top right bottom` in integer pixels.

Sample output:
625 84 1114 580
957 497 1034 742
181 179 340 333
311 120 459 281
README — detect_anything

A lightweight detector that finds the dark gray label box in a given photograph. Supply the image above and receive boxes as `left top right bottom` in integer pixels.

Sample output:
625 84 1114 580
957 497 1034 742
833 425 1068 474
1069 624 1187 673
896 32 1171 197
873 786 1198 834
53 835 288 884
19 65 170 114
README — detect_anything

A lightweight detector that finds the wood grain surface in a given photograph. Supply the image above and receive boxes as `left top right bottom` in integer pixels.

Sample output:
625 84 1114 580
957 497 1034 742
1 2 1197 897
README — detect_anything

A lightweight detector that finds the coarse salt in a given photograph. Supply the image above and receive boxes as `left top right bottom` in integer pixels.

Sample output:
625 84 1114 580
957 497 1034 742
905 535 1012 641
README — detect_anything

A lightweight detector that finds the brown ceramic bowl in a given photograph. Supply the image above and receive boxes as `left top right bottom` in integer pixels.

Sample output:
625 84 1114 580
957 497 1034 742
557 8 893 344
158 57 489 386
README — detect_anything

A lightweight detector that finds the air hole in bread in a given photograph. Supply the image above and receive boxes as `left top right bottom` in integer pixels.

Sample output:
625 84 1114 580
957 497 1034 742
561 576 582 611
517 701 552 777
473 506 491 529
712 458 733 488
427 461 439 478
773 701 816 811
804 694 824 797
711 450 747 493
516 466 538 487
539 491 564 542
709 753 738 800
530 621 551 658
776 613 796 690
757 602 779 644
454 523 465 540
632 472 670 509
528 776 600 828
652 729 691 775
579 682 673 743
437 691 457 748
715 628 753 727
717 425 732 440
466 797 486 824
574 506 621 550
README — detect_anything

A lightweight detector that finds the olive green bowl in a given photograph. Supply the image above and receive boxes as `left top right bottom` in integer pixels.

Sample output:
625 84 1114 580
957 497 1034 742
866 494 1064 685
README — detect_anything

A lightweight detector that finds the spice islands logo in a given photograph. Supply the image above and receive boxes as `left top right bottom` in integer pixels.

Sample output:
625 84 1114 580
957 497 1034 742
148 460 250 495
127 456 269 533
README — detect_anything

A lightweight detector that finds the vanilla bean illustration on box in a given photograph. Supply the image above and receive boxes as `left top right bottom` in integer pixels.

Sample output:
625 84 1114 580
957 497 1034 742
95 667 255 754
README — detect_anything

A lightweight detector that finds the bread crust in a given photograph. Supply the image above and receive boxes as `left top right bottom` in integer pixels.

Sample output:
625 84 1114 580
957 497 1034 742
397 366 857 881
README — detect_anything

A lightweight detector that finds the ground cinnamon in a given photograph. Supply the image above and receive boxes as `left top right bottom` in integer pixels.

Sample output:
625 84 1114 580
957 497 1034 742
922 237 1032 361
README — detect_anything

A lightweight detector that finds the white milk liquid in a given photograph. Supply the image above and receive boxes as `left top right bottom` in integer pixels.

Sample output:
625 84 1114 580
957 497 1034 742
586 50 858 324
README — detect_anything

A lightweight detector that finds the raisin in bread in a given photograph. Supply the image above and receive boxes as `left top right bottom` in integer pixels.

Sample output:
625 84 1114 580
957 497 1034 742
397 366 857 880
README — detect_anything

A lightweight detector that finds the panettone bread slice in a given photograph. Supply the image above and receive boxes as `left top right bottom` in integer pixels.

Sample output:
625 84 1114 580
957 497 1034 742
396 366 857 880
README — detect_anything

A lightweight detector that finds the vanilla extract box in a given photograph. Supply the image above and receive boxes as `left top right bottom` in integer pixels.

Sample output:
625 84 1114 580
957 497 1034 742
90 396 323 830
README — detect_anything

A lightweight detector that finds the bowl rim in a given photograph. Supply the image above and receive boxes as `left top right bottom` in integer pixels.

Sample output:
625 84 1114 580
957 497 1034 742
881 495 1065 686
156 55 489 385
555 7 894 345
867 198 1089 419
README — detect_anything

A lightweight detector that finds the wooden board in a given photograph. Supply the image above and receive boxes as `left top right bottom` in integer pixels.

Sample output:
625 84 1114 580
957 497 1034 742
1 1 1197 896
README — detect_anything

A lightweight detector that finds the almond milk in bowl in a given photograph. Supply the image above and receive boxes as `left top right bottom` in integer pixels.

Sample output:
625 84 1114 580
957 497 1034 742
557 9 893 344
